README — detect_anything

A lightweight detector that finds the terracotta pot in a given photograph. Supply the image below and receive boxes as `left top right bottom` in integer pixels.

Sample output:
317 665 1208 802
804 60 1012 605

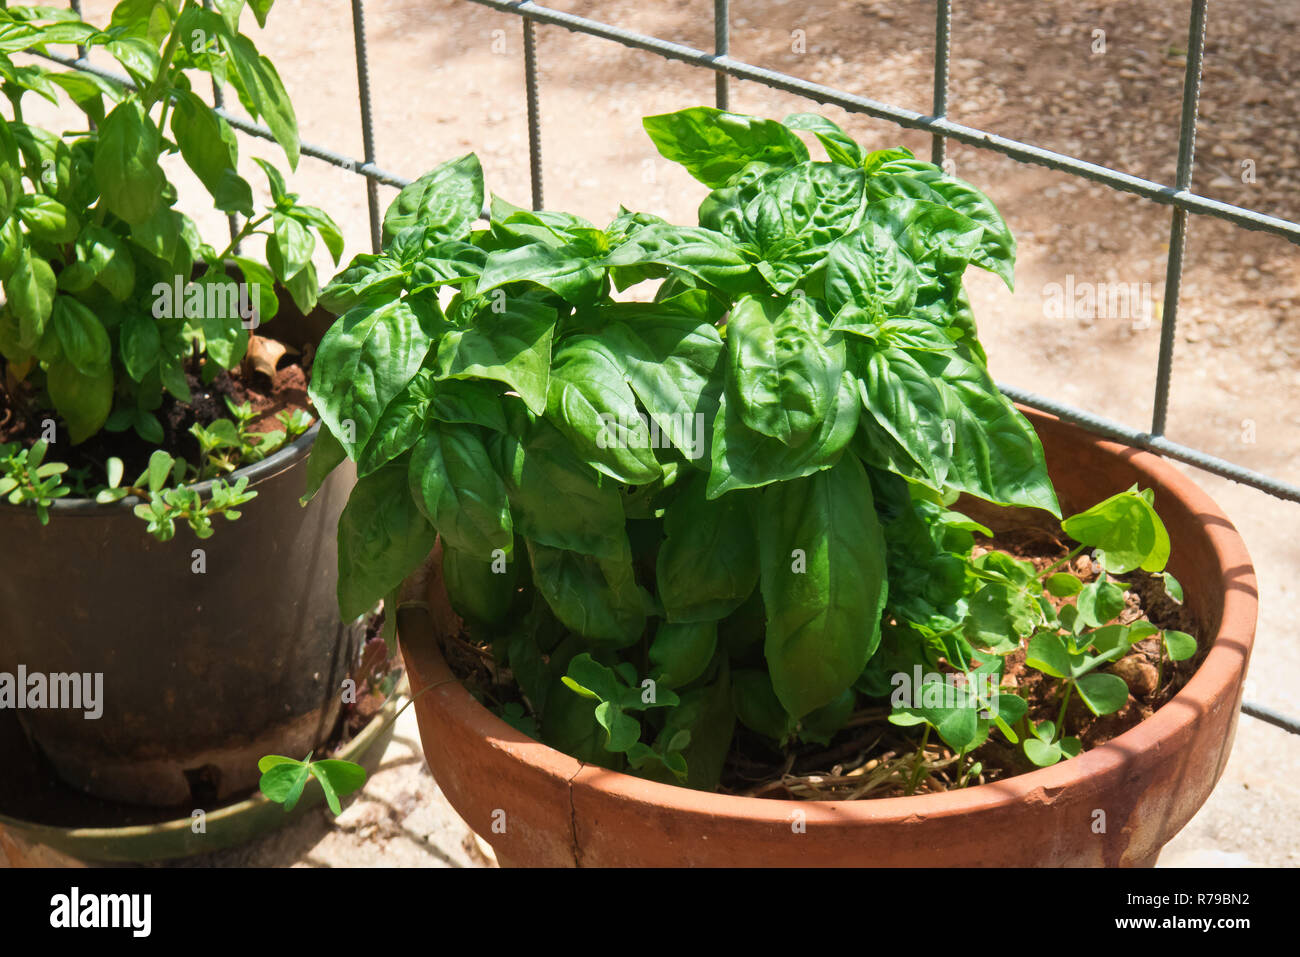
399 409 1257 867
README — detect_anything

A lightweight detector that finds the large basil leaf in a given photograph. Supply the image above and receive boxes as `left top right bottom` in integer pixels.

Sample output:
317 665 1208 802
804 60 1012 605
707 370 859 498
642 106 809 187
758 454 888 717
725 293 845 446
867 157 1016 289
408 422 513 559
527 540 645 646
490 415 628 560
336 462 438 620
170 89 253 216
51 296 110 376
15 194 78 244
432 296 555 415
308 296 435 459
93 100 164 225
861 197 985 304
855 343 1060 515
355 370 433 477
320 254 407 314
4 247 55 350
824 221 919 317
212 20 300 168
605 223 757 298
382 153 483 244
599 297 725 468
477 231 607 306
656 472 759 622
546 333 660 485
0 116 21 223
427 377 507 432
442 542 518 625
47 358 113 444
733 162 867 292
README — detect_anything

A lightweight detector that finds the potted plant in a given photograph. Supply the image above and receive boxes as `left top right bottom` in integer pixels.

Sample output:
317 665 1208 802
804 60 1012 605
302 106 1256 867
0 0 358 810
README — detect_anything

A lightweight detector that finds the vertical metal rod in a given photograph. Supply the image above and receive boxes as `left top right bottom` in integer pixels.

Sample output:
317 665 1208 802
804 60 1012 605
68 0 86 63
1151 0 1209 437
931 0 951 166
523 17 544 211
201 0 240 250
351 0 383 253
714 0 730 110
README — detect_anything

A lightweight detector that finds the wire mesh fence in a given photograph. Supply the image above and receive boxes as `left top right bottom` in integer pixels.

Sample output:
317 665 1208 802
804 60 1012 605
40 0 1298 733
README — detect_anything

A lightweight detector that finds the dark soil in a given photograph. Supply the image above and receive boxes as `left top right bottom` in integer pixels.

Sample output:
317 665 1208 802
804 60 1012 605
0 334 314 492
445 529 1204 802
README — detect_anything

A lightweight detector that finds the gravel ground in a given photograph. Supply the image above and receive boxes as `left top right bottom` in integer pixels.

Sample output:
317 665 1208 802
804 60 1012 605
19 0 1297 867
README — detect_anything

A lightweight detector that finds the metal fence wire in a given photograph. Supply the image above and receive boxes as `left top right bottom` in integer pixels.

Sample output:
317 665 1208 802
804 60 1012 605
40 0 1299 735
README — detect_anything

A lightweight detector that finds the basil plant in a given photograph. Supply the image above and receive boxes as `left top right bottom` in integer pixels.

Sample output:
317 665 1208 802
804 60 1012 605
0 1 342 538
307 107 1191 791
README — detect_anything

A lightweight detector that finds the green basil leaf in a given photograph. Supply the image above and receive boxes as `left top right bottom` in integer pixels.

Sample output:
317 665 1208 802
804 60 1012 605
51 296 110 376
442 542 517 625
301 424 347 505
46 357 113 444
649 620 718 688
407 423 513 559
432 296 554 415
599 300 724 468
656 471 759 623
758 454 888 718
4 247 55 350
855 344 1060 515
546 333 660 485
782 112 863 166
490 415 627 560
93 99 164 225
309 296 435 459
527 540 645 646
171 90 254 216
1060 486 1170 574
605 223 757 298
272 210 315 280
382 153 483 244
824 221 918 317
336 462 437 620
707 369 859 498
643 106 810 187
725 293 845 446
16 193 78 244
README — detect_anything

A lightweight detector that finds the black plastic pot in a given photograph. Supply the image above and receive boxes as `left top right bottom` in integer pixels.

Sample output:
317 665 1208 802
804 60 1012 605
0 423 359 806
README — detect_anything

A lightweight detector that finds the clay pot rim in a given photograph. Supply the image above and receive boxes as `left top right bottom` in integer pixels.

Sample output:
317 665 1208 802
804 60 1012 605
400 408 1258 824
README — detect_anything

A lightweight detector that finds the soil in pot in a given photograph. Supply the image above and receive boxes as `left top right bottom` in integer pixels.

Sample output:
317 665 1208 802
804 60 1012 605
0 608 402 830
440 522 1204 805
0 332 314 486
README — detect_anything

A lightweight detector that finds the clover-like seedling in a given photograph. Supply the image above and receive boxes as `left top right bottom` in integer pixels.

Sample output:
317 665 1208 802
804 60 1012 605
258 753 368 816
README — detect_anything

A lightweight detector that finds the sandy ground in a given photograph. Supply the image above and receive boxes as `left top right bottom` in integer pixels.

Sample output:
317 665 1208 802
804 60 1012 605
20 0 1298 866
